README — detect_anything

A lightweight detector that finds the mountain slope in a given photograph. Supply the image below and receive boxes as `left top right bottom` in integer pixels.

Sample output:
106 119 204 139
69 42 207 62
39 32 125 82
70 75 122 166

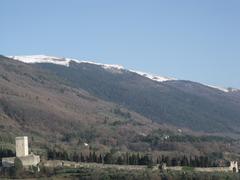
0 55 167 153
12 55 240 133
1 55 240 157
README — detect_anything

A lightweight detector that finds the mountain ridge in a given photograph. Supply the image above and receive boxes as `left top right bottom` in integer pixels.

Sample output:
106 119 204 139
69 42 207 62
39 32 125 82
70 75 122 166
8 55 177 82
9 55 238 93
2 55 240 133
7 55 238 133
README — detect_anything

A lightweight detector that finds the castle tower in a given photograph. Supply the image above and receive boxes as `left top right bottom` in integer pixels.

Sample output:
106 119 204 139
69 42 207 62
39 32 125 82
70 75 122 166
230 161 239 173
16 136 29 157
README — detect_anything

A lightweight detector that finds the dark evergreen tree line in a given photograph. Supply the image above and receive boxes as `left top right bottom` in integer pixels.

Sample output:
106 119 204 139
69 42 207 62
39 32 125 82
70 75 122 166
0 148 15 166
158 155 224 167
0 148 15 158
47 149 153 166
47 149 223 167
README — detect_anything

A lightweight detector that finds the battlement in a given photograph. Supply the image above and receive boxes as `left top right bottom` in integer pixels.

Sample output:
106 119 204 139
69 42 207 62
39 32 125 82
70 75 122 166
161 161 239 173
230 161 238 172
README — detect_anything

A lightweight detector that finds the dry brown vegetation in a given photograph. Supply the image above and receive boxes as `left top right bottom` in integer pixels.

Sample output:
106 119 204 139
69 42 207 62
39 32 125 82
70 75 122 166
0 56 240 161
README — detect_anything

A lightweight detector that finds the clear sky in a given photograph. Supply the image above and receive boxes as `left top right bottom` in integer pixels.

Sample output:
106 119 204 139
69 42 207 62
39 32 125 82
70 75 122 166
1 0 240 88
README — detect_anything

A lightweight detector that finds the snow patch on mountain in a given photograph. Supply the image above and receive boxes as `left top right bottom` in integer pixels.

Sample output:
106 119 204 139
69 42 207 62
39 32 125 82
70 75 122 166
7 55 240 91
75 60 124 70
227 88 240 93
9 55 124 70
9 55 71 66
205 85 240 93
207 85 229 93
131 70 175 82
8 55 172 82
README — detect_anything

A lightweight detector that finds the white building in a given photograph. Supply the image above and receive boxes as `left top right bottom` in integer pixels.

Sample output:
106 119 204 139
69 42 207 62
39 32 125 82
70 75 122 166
2 136 40 167
16 136 29 157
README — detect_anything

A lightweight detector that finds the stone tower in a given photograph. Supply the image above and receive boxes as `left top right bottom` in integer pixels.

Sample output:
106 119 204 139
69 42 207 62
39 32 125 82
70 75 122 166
16 136 29 157
230 161 239 173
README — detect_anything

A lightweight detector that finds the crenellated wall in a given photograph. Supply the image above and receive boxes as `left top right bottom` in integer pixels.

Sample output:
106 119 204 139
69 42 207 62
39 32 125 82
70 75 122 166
162 161 239 173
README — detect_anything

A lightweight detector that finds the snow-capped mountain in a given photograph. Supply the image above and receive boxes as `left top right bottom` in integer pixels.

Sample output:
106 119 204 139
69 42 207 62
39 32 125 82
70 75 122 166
8 55 240 92
9 55 173 82
206 85 229 93
2 54 240 134
8 55 124 69
9 55 71 66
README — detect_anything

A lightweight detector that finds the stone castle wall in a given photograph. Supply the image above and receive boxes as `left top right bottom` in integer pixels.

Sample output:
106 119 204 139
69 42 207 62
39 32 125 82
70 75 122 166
165 166 183 171
163 161 238 173
194 167 229 172
20 154 40 166
2 154 40 167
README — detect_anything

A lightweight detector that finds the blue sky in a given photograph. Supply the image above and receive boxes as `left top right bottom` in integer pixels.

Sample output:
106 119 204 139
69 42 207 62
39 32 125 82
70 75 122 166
1 0 240 88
